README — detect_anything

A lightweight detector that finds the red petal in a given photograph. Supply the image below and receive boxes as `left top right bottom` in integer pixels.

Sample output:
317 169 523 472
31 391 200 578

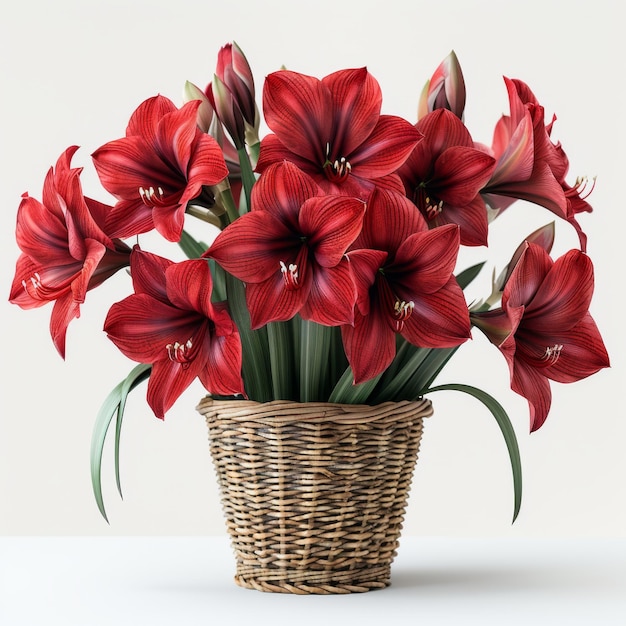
198 328 245 397
146 356 201 419
432 146 496 207
301 195 366 267
393 225 460 295
322 67 382 156
543 313 610 382
510 358 552 432
300 260 356 326
523 249 594 331
341 302 396 384
350 116 423 178
245 274 308 328
401 277 471 348
252 161 320 227
126 95 177 140
208 211 295 283
262 70 332 165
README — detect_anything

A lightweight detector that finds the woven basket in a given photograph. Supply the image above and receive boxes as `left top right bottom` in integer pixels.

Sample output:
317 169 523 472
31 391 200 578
196 396 433 594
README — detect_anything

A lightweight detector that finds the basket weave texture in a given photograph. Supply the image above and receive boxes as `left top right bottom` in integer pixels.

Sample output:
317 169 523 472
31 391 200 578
197 396 433 594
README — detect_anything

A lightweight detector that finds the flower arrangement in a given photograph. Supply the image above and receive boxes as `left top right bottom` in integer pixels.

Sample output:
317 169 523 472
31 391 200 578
9 44 610 523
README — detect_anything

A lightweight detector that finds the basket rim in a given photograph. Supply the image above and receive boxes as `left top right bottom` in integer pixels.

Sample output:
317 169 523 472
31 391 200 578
196 395 433 425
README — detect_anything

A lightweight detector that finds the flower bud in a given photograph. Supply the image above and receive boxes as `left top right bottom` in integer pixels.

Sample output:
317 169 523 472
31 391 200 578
207 42 260 149
182 80 214 133
418 50 466 120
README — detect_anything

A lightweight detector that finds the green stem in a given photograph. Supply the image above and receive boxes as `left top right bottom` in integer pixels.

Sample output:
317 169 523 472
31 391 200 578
237 147 257 213
217 185 241 224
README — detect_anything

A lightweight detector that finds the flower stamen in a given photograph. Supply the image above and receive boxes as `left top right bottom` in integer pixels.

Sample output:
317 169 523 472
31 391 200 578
393 299 415 332
280 261 299 290
323 144 352 182
425 196 444 220
568 175 597 201
541 344 563 365
166 339 195 367
21 272 45 299
139 186 166 208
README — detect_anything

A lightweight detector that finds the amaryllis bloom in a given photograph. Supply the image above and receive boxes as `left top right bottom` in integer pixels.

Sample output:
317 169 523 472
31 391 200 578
418 50 466 120
9 146 131 358
92 95 229 242
104 248 244 419
206 42 260 149
207 161 366 328
471 243 609 432
398 108 496 246
342 188 472 383
256 67 423 199
481 78 591 250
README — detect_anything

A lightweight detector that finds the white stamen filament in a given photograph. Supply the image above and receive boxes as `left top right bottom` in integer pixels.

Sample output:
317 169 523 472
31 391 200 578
542 344 563 365
393 300 415 331
139 186 165 206
166 339 194 363
280 261 299 289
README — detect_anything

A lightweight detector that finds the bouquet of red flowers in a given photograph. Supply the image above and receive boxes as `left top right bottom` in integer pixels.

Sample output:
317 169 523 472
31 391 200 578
9 44 609 521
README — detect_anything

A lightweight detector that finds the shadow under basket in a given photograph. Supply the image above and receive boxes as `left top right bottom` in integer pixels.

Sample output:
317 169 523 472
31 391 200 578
197 396 432 594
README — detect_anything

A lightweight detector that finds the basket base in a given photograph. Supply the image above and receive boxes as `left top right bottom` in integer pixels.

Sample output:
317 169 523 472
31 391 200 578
234 564 391 594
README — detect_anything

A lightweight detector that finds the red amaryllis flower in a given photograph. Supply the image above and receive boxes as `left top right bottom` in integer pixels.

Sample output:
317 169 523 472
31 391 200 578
342 188 472 383
256 67 423 199
104 248 244 419
397 108 496 246
9 146 131 358
207 161 366 328
510 78 594 251
92 95 229 242
481 78 591 250
471 243 609 432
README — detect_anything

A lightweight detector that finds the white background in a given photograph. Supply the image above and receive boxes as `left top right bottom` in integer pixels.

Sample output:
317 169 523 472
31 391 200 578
0 0 623 538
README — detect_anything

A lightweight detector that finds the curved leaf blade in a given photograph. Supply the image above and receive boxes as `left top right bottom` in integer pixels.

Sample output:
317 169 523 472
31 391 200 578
90 364 151 523
426 383 523 523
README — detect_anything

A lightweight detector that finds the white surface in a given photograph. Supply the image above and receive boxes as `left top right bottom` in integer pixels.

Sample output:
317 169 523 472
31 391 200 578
1 537 625 625
1 0 624 537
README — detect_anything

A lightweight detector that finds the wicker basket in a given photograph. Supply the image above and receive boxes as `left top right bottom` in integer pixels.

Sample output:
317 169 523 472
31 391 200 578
196 396 433 594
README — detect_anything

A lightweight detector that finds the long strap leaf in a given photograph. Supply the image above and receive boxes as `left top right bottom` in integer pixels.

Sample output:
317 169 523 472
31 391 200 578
90 364 151 523
224 271 271 402
425 383 523 523
178 229 208 259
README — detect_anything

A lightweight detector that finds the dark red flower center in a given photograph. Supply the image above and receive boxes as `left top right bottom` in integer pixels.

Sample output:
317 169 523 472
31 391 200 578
414 184 444 221
322 143 352 183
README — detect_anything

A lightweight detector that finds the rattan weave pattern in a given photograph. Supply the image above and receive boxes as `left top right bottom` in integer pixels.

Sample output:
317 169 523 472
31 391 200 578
197 396 433 594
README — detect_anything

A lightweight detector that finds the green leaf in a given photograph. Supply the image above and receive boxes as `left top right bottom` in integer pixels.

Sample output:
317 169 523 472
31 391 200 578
237 146 257 214
267 321 296 400
425 383 523 523
90 364 151 523
456 261 486 290
178 229 208 259
299 319 332 402
208 259 227 302
328 366 381 404
224 271 271 402
372 345 431 402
